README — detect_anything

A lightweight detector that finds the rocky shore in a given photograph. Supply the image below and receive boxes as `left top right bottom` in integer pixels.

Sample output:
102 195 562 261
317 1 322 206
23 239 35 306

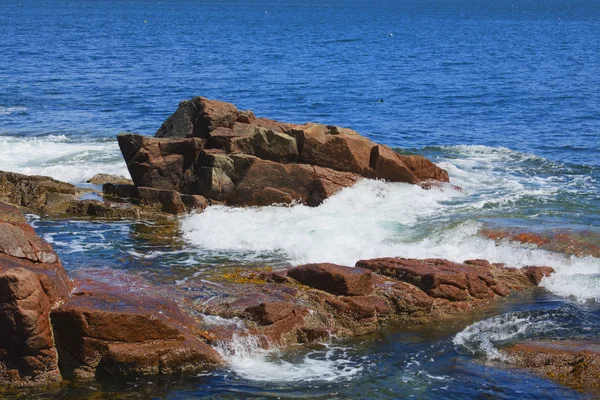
1 97 596 393
1 199 556 388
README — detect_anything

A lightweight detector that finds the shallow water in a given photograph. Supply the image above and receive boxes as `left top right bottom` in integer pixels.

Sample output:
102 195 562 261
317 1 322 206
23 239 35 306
1 0 600 398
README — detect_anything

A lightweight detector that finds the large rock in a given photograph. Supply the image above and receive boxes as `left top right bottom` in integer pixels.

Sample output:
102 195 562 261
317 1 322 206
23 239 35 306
296 123 375 176
503 340 600 391
398 154 450 182
0 202 71 387
226 161 316 206
355 258 553 302
51 283 222 379
117 134 204 191
227 160 360 207
0 267 62 386
117 97 450 209
370 145 418 183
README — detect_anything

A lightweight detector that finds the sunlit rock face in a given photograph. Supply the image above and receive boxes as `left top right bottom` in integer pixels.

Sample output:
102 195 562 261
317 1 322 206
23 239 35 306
116 96 449 210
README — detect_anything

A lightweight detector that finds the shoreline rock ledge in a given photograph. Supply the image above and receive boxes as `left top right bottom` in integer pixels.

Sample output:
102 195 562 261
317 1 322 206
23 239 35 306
110 97 449 210
0 201 220 388
0 199 560 390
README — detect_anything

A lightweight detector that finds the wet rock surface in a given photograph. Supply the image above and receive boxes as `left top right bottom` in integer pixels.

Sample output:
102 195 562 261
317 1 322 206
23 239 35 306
52 279 221 379
0 171 82 216
503 340 600 392
195 260 554 347
117 97 450 209
0 202 71 387
0 203 219 388
0 198 569 391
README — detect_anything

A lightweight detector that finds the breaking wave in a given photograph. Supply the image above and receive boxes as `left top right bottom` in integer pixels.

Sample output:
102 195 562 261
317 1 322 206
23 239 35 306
0 134 129 183
216 335 365 382
453 306 599 360
181 145 600 302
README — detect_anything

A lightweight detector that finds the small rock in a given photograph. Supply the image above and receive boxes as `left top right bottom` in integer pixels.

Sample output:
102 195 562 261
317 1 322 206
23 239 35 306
86 173 133 185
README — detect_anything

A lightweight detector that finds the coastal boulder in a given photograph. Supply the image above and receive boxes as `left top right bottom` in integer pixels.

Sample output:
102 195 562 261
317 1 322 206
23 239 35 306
226 161 316 206
0 202 71 387
115 97 452 209
51 281 222 379
0 171 79 215
226 161 360 207
399 155 449 182
355 258 553 302
117 134 204 191
297 124 375 177
370 145 418 183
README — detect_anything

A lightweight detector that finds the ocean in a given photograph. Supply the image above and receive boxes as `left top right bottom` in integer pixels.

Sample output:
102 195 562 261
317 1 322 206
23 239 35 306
1 0 599 398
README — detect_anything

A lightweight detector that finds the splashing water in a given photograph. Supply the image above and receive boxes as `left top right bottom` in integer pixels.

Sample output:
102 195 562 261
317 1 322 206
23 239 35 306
452 306 599 361
215 335 365 382
0 134 129 183
181 145 600 302
453 313 557 361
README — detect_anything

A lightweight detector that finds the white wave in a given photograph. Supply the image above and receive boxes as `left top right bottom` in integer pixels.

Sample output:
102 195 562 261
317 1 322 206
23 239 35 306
0 134 129 183
181 179 462 266
202 315 247 330
181 145 600 302
541 269 600 303
453 313 558 361
0 106 27 116
216 335 364 382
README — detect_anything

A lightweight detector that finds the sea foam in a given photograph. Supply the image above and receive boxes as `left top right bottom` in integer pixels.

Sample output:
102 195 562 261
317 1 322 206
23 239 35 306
181 146 600 302
0 134 129 183
216 335 364 382
0 106 28 116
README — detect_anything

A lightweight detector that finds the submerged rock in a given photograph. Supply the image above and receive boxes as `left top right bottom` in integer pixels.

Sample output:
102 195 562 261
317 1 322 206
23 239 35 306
484 227 600 258
116 97 450 210
503 340 600 392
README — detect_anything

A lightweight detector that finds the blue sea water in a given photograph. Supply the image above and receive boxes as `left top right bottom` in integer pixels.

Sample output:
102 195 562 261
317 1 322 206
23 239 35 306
1 0 599 398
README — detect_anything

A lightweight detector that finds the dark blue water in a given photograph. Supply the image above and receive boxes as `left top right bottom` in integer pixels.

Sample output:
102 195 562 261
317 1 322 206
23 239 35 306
1 0 599 165
2 1 600 398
